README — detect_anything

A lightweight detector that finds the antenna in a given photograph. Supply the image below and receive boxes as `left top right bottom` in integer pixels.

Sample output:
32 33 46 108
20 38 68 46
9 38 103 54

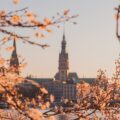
63 21 65 34
63 22 66 41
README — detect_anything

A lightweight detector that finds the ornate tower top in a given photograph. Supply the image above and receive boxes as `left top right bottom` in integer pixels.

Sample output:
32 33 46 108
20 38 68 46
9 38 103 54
10 38 19 74
55 31 69 81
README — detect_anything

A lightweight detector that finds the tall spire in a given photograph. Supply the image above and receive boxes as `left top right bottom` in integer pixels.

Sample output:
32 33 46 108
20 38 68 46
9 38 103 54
10 38 19 74
61 24 66 53
54 27 69 81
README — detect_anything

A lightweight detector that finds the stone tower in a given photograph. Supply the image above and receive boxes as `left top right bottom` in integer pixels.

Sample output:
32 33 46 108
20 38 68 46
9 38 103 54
55 32 69 81
10 38 19 75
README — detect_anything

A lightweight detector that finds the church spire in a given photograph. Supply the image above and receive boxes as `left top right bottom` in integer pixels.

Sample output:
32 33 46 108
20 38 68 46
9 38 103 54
55 29 69 81
10 38 19 75
61 27 66 53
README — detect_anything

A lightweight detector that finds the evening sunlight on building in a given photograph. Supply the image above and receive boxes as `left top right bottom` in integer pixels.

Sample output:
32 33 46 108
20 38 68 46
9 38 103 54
0 0 119 120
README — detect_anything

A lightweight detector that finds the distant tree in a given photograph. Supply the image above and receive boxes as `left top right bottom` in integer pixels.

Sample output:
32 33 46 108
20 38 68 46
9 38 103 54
45 66 119 120
0 0 77 49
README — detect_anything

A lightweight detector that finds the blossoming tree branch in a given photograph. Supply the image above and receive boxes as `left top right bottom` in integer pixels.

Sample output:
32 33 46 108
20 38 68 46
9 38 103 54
0 0 78 120
0 0 119 120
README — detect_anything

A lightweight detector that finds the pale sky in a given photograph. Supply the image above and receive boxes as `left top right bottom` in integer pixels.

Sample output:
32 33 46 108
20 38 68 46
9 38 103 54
0 0 120 78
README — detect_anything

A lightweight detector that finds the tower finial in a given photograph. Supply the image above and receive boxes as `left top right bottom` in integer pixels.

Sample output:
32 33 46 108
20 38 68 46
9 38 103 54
13 37 16 51
63 22 66 40
63 21 65 33
62 21 66 42
61 23 66 53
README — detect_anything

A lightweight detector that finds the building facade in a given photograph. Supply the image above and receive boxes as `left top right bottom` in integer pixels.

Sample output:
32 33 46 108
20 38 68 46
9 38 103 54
28 33 96 102
28 78 77 101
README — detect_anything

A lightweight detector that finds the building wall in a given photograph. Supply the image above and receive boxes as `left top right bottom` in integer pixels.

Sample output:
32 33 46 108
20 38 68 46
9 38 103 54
28 78 96 102
62 84 76 100
34 80 77 102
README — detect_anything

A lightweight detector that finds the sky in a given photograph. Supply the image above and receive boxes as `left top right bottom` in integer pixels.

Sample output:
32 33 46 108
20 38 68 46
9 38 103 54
0 0 120 78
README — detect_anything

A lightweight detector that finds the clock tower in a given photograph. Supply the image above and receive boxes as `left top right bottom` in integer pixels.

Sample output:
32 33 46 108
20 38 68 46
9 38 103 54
55 32 69 81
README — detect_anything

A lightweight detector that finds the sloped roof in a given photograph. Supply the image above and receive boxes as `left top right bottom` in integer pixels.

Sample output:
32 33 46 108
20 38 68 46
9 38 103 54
27 77 54 84
27 77 96 85
68 72 79 79
78 78 96 84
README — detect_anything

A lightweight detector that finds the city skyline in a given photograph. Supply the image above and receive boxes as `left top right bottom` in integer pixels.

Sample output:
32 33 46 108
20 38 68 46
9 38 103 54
0 0 120 78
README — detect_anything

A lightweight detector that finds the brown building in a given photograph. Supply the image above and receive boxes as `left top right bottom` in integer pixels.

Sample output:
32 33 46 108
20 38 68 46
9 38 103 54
28 33 95 102
28 78 77 101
